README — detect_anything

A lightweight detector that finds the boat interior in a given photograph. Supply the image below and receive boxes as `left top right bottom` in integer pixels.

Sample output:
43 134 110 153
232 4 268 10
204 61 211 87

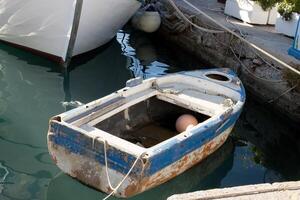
94 96 210 148
68 73 239 149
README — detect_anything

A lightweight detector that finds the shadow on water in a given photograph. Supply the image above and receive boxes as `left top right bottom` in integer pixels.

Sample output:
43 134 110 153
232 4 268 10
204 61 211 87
0 28 300 200
0 43 59 71
233 96 300 181
66 41 132 103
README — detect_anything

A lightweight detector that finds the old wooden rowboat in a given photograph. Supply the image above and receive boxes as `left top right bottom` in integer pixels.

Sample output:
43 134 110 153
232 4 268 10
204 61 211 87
47 68 245 198
0 0 142 64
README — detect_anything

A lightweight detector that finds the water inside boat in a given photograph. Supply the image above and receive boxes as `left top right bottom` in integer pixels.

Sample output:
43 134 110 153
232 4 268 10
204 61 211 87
95 96 210 148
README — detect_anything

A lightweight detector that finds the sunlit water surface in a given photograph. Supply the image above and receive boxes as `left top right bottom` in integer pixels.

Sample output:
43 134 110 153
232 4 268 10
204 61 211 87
0 29 299 200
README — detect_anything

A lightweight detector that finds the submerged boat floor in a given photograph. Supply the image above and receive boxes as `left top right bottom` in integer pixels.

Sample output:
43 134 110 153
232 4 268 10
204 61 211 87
121 122 178 148
94 97 211 148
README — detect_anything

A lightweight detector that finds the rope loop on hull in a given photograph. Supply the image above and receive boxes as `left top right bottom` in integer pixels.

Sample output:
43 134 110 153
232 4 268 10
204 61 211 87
92 136 145 200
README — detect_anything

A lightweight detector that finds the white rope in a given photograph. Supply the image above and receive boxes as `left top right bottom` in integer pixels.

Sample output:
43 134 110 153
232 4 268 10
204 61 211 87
176 0 300 76
200 22 285 83
267 84 298 103
0 163 9 183
92 137 145 200
166 0 225 34
103 148 144 200
225 16 246 38
103 140 116 191
0 163 8 194
226 16 280 72
229 46 284 83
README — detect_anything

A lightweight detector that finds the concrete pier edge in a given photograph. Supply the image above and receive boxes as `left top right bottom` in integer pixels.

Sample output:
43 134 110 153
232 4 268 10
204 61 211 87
167 181 300 200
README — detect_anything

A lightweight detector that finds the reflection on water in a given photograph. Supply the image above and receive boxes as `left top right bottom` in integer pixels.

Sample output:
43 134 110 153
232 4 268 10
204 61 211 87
68 41 131 103
0 39 132 200
117 30 170 78
116 29 207 79
0 29 299 200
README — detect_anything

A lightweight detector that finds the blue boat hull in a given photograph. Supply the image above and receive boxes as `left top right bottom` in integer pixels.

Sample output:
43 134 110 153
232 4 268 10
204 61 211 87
48 110 241 197
47 68 245 197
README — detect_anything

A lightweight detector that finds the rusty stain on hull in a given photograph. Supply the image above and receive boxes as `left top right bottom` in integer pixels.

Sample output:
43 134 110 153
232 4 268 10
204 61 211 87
72 161 101 188
137 128 232 195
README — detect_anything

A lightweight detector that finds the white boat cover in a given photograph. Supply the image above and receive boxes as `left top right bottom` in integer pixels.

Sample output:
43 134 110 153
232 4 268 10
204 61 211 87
72 0 141 56
0 0 76 60
0 0 141 62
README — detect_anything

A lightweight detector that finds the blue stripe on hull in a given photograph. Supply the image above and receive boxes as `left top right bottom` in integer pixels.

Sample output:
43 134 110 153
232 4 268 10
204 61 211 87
49 123 142 175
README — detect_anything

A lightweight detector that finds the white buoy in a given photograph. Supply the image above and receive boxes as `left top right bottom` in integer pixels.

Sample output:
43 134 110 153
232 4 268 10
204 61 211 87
131 10 161 33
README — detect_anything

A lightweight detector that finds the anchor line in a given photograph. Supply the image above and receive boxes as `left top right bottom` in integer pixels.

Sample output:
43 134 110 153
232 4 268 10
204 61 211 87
167 1 285 83
205 25 286 83
229 46 298 103
0 163 9 194
224 16 280 72
92 136 146 200
166 0 224 34
267 84 299 104
229 47 284 83
166 0 300 76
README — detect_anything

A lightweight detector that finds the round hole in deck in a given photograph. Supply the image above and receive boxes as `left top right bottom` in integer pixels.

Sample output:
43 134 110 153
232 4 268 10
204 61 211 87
205 73 230 82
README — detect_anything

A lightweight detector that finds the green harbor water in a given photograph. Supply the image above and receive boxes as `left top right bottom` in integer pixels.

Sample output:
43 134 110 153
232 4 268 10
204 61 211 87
0 29 300 200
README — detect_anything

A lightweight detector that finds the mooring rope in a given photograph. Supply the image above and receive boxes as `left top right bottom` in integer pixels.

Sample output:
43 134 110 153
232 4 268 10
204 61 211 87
267 84 299 103
166 0 225 34
0 163 9 194
225 16 281 72
229 46 284 83
166 0 300 76
92 136 145 200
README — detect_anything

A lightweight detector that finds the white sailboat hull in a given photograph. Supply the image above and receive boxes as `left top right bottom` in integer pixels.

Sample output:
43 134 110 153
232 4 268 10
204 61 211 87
73 0 141 56
0 0 141 63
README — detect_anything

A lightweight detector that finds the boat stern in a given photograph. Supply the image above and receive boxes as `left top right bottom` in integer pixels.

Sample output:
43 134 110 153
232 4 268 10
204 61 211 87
47 116 149 198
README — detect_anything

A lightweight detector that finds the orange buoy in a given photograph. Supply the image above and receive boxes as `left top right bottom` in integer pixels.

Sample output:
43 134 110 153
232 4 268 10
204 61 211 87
175 114 198 133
